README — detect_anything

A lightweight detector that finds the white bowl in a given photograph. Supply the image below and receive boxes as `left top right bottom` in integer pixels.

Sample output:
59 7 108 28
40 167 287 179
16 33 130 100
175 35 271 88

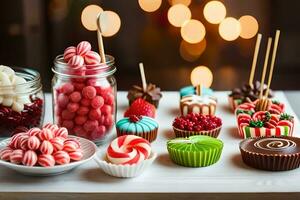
94 150 157 178
0 136 97 176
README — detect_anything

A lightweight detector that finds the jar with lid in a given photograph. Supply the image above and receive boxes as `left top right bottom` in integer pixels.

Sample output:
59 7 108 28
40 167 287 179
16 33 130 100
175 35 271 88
52 55 117 144
0 66 44 137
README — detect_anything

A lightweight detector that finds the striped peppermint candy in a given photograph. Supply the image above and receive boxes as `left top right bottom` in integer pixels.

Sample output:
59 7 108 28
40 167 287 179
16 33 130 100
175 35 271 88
63 139 80 152
22 150 38 166
69 149 83 161
63 46 77 62
10 149 24 164
27 127 41 136
43 123 59 133
55 127 68 139
39 128 54 141
40 140 54 155
19 135 29 151
27 136 41 150
68 55 84 69
76 41 91 56
53 151 70 165
84 51 101 65
107 135 151 165
50 137 65 151
38 154 55 167
9 132 27 149
0 147 13 161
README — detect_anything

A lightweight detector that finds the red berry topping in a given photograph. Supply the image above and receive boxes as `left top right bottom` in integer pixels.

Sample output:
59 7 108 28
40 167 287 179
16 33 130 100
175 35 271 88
173 113 222 131
129 115 141 123
124 98 156 118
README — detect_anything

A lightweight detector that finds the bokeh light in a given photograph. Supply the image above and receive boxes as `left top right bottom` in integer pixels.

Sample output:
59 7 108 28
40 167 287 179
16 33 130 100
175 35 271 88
169 0 191 6
179 39 206 62
168 4 191 27
190 66 213 88
219 17 241 41
203 1 226 24
138 0 162 12
99 11 121 37
81 5 103 31
181 20 206 44
239 15 259 39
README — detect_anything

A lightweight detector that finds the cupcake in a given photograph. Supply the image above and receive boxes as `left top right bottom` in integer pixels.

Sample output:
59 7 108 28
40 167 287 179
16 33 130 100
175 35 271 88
228 81 274 112
127 83 162 108
179 85 213 99
95 135 157 178
116 115 159 142
240 136 300 171
236 100 293 138
167 135 223 167
172 113 222 138
180 95 217 116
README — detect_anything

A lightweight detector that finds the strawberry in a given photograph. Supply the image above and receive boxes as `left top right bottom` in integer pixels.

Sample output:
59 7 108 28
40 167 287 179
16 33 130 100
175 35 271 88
124 98 156 118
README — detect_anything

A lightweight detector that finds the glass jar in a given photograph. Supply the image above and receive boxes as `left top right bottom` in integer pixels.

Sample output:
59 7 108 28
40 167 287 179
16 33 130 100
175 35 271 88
0 67 44 137
52 55 117 144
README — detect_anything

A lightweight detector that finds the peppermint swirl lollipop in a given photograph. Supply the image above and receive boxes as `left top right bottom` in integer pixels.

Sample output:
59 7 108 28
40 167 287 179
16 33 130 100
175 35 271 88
106 135 151 165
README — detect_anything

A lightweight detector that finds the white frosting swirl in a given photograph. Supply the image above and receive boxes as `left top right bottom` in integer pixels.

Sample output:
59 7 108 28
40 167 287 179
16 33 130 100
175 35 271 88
254 138 296 151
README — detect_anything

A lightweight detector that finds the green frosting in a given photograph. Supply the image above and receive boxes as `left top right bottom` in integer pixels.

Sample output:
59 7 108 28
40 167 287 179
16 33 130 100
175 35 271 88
167 135 223 167
116 116 158 133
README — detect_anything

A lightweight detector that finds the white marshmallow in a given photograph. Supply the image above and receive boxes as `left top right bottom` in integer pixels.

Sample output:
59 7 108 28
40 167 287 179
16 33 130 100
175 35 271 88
0 71 12 86
2 97 13 107
12 101 24 112
0 65 15 78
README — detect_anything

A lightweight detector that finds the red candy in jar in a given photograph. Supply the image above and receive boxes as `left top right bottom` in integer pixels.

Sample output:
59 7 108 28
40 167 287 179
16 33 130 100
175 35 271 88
52 41 117 144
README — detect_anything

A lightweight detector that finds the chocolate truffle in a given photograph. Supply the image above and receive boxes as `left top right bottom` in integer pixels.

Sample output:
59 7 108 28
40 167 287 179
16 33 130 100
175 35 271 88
127 83 162 108
240 136 300 171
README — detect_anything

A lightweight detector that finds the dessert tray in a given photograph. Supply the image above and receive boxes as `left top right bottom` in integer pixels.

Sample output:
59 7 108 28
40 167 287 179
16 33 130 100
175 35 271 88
0 91 299 193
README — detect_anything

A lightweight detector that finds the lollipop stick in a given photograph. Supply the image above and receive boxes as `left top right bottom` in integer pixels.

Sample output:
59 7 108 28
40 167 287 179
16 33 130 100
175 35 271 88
96 14 106 63
196 84 202 96
259 37 272 99
264 30 280 98
139 63 147 92
249 33 262 87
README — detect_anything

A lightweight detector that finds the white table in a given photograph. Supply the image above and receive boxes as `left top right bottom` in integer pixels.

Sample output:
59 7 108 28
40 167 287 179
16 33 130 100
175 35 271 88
0 91 300 200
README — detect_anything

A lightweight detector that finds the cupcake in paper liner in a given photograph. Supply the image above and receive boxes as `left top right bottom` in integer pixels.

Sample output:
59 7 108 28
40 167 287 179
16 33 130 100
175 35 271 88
116 115 158 142
94 135 157 178
236 101 294 138
167 135 223 167
180 95 217 116
172 113 222 138
239 136 300 171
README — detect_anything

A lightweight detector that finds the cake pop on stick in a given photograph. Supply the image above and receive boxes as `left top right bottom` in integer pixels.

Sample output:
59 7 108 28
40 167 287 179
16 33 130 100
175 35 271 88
139 63 147 92
248 34 262 88
96 13 106 63
264 30 280 98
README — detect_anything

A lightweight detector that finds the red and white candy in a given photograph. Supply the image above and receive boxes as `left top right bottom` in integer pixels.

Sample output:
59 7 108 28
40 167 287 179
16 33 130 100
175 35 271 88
39 128 54 141
10 149 24 164
27 136 41 150
40 140 54 155
68 55 84 69
55 127 68 139
38 154 55 167
69 149 83 161
27 128 41 136
63 139 80 152
22 150 38 166
53 151 70 165
84 51 101 65
107 135 152 165
50 137 64 151
0 147 13 161
76 41 91 56
63 46 77 62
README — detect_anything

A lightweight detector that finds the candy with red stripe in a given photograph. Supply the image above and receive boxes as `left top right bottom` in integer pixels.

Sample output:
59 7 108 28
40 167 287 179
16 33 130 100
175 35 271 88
10 149 24 164
22 150 38 166
50 137 65 151
0 147 13 161
68 55 84 69
84 51 101 65
27 127 41 136
55 127 68 139
69 149 83 161
27 136 41 150
106 135 151 165
53 151 70 165
19 135 29 150
43 123 59 133
40 140 54 155
39 128 54 141
63 139 80 152
76 41 91 56
38 154 55 167
9 132 27 149
63 46 77 62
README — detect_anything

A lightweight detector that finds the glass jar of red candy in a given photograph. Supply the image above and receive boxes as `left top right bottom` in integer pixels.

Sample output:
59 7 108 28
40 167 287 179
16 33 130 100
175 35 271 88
52 42 116 144
0 66 44 137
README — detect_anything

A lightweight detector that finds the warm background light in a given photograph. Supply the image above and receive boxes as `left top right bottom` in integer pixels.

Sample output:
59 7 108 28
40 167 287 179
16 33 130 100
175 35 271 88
169 0 191 6
219 17 241 41
168 4 191 27
81 5 103 31
181 20 206 44
203 1 226 24
190 66 213 88
239 15 259 39
138 0 162 12
180 39 206 62
99 11 121 37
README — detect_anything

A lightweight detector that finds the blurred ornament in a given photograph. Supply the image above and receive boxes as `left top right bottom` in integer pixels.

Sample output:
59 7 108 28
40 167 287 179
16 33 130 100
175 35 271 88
168 0 191 6
168 4 191 27
99 11 121 37
179 39 207 62
81 5 103 31
239 15 259 39
190 66 213 88
138 0 162 12
181 20 206 44
219 17 241 41
203 1 226 24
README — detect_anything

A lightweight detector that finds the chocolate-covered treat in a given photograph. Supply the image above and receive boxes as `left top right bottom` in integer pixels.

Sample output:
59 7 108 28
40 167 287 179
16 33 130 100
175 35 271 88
127 83 162 108
240 136 300 171
228 81 274 111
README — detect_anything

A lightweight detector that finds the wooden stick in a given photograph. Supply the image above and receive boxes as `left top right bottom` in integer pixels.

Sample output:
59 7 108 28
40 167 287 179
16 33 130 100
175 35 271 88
259 37 272 99
248 33 262 88
139 63 147 92
196 84 202 96
96 13 106 63
264 30 280 98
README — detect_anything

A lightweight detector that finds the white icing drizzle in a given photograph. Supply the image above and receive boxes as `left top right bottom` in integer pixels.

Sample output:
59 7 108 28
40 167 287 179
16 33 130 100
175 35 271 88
254 138 296 151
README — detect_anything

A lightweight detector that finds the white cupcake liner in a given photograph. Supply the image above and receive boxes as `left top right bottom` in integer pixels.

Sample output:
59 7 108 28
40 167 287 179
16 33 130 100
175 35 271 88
94 151 157 178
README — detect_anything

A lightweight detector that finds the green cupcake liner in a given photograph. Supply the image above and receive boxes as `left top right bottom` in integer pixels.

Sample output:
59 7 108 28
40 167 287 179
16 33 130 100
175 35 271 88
167 135 223 167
